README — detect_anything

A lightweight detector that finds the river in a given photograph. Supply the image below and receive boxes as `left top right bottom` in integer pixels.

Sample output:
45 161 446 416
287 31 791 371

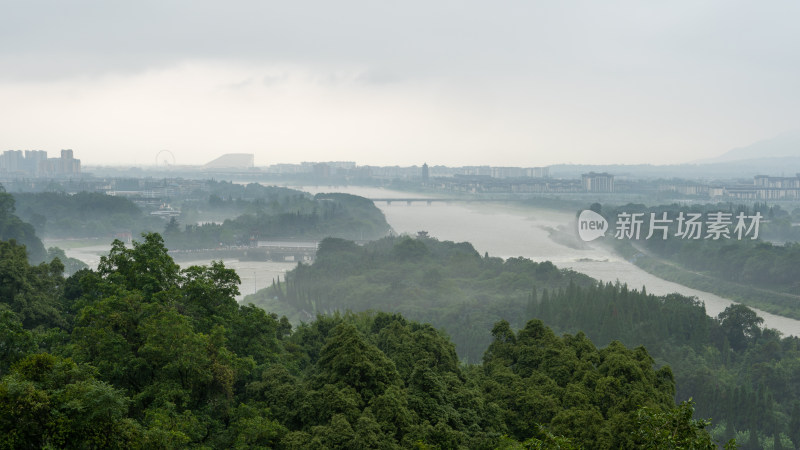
297 185 800 336
54 185 800 336
50 243 295 300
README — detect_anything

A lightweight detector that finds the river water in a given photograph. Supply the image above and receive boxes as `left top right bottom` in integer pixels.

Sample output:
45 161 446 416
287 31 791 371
52 243 295 301
54 185 800 336
298 185 800 337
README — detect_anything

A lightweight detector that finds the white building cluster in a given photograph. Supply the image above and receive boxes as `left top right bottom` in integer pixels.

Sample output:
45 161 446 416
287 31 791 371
0 149 81 177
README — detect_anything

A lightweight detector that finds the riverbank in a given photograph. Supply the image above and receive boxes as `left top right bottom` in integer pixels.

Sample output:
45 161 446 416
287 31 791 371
45 239 296 300
286 185 800 336
614 240 800 320
45 186 800 336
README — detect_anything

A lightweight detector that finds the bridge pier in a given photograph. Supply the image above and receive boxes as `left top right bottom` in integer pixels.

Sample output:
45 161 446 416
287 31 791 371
369 197 467 205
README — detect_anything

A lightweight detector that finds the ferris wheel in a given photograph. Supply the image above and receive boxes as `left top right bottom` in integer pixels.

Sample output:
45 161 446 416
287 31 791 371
155 150 176 167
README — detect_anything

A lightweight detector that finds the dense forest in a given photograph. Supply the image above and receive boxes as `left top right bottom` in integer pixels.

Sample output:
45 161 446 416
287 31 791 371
0 233 725 448
249 234 799 448
164 192 391 249
1 187 88 273
250 235 596 362
176 181 333 225
13 191 163 239
10 182 391 249
757 204 800 243
1 186 47 262
174 181 392 245
596 202 800 318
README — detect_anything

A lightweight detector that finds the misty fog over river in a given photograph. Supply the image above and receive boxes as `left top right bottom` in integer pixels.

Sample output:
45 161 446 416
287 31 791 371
55 185 800 337
53 244 295 303
299 186 800 337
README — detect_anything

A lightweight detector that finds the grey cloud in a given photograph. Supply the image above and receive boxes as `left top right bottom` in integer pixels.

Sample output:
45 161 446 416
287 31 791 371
262 73 288 86
3 0 796 84
225 77 255 90
2 0 799 166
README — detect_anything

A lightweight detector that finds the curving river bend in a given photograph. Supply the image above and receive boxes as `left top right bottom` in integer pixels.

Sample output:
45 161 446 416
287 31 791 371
299 186 800 337
58 185 800 336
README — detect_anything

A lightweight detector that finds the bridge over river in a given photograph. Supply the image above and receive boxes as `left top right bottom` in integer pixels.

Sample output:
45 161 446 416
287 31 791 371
169 241 318 263
368 197 506 205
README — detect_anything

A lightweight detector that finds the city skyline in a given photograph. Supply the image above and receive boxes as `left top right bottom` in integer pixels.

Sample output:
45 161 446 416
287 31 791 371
2 1 799 167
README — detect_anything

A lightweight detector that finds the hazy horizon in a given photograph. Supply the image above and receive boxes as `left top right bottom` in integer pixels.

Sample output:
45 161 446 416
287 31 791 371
3 1 799 167
22 135 800 170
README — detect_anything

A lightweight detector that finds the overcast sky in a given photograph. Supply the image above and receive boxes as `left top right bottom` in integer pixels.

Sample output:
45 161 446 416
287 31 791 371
2 1 799 167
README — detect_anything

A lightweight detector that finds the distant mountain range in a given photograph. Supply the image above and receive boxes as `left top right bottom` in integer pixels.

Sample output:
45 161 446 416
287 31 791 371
547 160 798 180
549 131 800 180
697 130 800 163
